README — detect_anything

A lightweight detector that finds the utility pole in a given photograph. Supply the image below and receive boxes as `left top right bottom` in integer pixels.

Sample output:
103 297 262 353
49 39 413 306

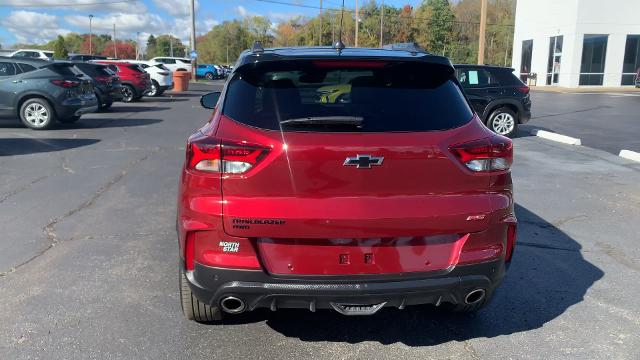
318 0 323 46
477 0 487 64
170 34 173 57
355 0 359 47
136 31 140 59
113 23 117 59
379 0 384 48
189 0 197 82
89 15 93 55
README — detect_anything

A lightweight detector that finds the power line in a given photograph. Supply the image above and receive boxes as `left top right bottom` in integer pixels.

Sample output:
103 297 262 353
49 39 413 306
0 0 141 8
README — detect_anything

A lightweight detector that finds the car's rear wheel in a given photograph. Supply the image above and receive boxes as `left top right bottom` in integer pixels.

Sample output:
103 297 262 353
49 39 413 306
205 72 214 80
121 84 136 103
148 80 160 97
19 98 56 130
179 268 223 322
487 107 517 138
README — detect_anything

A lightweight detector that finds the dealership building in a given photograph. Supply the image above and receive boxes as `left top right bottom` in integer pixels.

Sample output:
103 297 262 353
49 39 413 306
511 0 640 87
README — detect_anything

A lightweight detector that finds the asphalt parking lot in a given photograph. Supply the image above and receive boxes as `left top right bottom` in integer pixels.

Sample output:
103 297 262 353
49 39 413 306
523 91 640 155
1 82 639 359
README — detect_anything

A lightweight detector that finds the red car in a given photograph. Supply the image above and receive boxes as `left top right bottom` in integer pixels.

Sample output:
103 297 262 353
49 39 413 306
177 45 517 322
94 61 151 102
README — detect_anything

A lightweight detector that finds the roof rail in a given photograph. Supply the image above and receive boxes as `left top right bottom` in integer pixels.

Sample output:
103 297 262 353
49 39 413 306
252 41 264 54
382 42 428 55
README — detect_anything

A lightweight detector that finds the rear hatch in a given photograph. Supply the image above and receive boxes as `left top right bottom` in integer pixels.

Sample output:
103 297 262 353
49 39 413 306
48 63 94 95
215 59 494 275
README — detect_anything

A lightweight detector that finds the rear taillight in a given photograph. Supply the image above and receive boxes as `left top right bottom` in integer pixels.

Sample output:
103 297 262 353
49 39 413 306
516 85 530 94
186 132 270 174
450 136 513 172
50 79 80 88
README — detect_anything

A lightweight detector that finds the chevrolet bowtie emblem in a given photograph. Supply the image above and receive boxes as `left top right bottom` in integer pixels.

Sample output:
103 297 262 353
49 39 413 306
343 155 384 169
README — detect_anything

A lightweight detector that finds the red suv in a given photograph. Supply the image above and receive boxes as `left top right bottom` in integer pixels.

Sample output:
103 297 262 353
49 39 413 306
177 45 517 322
95 61 151 102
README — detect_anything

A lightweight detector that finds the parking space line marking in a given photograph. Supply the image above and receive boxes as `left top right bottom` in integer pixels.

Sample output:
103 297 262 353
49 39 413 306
530 129 582 146
619 150 640 163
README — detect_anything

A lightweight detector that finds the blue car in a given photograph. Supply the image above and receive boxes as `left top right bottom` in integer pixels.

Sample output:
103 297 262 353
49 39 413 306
196 64 219 80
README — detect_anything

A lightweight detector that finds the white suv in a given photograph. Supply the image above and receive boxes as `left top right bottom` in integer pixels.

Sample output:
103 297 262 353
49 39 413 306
121 60 174 97
10 49 54 60
150 57 192 73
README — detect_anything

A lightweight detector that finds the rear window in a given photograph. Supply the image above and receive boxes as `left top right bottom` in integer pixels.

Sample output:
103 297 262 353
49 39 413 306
127 64 144 72
17 63 37 73
491 68 525 86
223 60 472 132
75 64 110 77
48 63 82 76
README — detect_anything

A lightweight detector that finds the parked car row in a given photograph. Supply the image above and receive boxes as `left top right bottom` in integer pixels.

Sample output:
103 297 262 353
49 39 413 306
0 55 177 130
195 63 233 80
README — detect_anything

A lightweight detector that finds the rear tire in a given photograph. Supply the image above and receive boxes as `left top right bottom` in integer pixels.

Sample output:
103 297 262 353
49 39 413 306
180 268 222 322
205 72 214 80
121 84 136 103
148 80 160 97
487 107 518 138
19 98 57 130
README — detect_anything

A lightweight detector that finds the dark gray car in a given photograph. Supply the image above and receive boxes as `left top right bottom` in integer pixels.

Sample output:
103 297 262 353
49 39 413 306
0 56 98 129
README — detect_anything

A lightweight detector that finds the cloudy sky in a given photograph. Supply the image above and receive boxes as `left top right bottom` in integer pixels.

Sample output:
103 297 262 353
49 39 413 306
0 0 418 47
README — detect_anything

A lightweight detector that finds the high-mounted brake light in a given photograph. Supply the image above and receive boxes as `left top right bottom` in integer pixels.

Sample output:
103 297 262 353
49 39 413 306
50 79 80 88
450 136 513 172
312 60 388 68
186 131 270 174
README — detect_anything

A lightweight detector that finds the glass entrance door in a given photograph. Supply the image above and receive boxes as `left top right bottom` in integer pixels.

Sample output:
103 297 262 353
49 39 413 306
546 36 563 85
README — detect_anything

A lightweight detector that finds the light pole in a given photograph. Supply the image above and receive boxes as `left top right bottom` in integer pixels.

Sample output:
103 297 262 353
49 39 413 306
136 31 140 59
89 14 94 55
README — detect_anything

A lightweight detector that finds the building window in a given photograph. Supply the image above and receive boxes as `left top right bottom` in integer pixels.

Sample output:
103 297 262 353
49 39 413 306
546 36 563 85
520 40 533 82
579 34 608 86
622 35 640 86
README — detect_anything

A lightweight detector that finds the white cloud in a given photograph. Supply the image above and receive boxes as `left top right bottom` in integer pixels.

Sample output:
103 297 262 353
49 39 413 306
2 10 71 44
235 6 252 17
65 13 167 34
152 0 199 17
0 0 146 13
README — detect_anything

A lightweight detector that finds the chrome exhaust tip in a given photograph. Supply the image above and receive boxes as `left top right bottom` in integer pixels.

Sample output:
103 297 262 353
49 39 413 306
464 289 486 305
220 296 246 314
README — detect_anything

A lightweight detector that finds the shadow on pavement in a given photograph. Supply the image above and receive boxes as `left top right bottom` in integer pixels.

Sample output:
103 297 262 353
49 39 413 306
216 204 603 346
59 118 163 129
0 138 99 156
104 106 171 113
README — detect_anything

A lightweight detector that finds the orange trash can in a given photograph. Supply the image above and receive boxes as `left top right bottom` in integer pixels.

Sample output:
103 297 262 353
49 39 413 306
172 71 191 92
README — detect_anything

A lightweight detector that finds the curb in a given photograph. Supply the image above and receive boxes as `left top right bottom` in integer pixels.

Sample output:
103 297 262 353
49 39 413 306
619 150 640 162
530 129 581 146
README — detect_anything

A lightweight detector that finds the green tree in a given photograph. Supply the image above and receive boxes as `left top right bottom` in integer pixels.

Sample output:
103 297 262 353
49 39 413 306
146 35 157 58
53 35 69 59
415 0 454 54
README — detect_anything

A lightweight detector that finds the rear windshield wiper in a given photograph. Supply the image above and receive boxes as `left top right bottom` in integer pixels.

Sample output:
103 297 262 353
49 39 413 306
280 116 363 126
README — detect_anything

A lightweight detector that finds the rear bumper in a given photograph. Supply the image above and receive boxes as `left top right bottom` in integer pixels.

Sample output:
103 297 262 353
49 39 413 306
56 94 98 118
185 258 506 313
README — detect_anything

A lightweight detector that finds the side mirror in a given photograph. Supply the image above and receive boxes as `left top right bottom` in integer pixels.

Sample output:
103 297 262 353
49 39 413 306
200 92 221 109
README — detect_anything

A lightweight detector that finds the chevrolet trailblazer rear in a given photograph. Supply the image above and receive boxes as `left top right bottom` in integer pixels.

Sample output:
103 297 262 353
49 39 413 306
177 45 517 322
